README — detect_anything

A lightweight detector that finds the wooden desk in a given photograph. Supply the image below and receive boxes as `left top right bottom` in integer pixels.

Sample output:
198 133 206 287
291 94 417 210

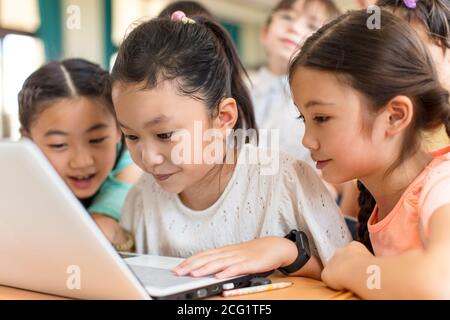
0 273 356 300
212 273 356 300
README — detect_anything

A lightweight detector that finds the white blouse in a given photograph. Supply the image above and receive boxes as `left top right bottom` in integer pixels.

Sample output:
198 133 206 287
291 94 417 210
120 144 352 265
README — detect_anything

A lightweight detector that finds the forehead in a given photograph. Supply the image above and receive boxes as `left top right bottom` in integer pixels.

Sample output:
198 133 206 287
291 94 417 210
32 97 114 129
291 67 362 108
112 80 210 126
303 1 330 24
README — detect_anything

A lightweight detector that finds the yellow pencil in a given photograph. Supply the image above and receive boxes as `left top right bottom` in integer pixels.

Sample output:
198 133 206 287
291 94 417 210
222 282 293 297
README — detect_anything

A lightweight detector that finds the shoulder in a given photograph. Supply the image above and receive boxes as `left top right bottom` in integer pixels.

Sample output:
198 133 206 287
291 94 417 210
420 153 450 201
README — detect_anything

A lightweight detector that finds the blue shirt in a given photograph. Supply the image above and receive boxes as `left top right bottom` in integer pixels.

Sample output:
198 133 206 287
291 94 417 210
87 147 134 221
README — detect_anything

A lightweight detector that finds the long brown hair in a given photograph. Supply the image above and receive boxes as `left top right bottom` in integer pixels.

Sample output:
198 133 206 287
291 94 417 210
288 9 450 252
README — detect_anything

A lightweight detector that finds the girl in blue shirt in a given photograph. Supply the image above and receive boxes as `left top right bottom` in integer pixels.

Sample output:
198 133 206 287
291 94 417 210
18 58 141 250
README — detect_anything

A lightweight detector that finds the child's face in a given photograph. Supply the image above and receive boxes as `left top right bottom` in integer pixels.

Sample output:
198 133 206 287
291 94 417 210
291 68 391 184
112 81 234 195
262 0 330 71
27 97 121 199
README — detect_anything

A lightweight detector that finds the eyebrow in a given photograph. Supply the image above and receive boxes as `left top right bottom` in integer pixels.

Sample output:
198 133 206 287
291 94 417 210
44 123 109 137
85 123 110 133
304 100 335 109
119 115 171 130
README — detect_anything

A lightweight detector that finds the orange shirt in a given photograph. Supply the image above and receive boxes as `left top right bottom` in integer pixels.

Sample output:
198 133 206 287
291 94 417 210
368 146 450 257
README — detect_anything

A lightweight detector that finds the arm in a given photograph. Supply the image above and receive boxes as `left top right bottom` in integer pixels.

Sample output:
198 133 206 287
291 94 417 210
172 236 323 280
91 164 142 245
114 163 142 184
92 213 129 245
322 204 450 299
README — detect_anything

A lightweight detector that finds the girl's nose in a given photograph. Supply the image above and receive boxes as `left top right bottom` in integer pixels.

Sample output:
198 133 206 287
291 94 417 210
140 144 165 169
290 18 312 42
69 147 95 169
302 128 320 151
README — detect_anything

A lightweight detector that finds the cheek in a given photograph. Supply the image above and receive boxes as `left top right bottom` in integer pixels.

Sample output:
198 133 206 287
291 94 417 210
44 152 69 176
92 140 118 173
33 140 69 175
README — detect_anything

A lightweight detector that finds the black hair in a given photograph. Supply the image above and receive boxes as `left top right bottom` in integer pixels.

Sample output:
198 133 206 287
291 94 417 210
19 58 125 173
111 16 257 133
377 0 450 51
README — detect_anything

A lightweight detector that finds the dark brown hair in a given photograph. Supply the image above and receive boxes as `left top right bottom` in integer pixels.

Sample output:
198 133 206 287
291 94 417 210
111 16 257 133
377 0 450 52
18 58 115 131
158 1 213 19
288 9 450 252
267 0 341 25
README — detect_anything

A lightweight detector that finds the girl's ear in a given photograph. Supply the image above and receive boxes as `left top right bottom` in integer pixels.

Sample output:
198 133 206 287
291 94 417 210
214 98 238 134
20 128 30 138
382 95 414 137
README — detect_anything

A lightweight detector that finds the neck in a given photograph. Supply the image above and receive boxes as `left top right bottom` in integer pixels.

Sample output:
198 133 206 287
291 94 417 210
178 150 238 211
360 150 433 222
267 58 288 76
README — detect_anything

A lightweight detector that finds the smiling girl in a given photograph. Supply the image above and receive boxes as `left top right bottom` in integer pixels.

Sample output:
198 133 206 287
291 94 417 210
18 58 141 249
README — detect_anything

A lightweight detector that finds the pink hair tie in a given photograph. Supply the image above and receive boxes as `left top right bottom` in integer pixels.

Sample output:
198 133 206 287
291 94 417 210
403 0 417 9
171 10 196 24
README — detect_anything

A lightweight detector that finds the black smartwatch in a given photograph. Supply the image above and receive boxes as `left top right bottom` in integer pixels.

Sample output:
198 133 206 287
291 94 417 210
278 230 311 275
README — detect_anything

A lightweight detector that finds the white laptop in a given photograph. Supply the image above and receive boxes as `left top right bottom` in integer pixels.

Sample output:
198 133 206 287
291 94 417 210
0 139 264 300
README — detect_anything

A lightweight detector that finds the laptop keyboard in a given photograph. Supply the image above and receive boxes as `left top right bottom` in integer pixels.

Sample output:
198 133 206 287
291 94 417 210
128 264 210 289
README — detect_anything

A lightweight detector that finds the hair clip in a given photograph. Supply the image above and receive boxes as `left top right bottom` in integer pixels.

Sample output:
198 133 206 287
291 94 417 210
403 0 417 9
171 10 196 24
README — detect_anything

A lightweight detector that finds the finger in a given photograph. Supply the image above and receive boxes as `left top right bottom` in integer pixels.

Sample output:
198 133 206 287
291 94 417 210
215 262 252 279
173 249 221 272
174 252 234 276
189 256 242 278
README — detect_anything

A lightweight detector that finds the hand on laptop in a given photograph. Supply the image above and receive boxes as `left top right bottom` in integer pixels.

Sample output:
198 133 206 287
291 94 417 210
91 213 130 246
171 237 298 279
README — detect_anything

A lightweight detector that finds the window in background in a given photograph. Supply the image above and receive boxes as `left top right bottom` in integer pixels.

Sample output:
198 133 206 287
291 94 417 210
0 0 45 140
0 35 45 140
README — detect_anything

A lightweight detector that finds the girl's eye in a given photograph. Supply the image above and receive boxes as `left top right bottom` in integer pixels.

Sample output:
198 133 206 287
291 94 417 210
281 14 294 21
124 134 139 141
157 132 174 141
297 114 305 122
89 137 108 144
48 143 67 149
314 116 329 123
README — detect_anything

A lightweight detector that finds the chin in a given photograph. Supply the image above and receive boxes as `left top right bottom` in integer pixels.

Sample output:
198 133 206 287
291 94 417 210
73 188 98 200
321 171 349 185
157 182 183 194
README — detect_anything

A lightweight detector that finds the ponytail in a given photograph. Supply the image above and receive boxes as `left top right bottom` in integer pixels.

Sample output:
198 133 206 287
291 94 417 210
357 181 375 253
199 18 257 132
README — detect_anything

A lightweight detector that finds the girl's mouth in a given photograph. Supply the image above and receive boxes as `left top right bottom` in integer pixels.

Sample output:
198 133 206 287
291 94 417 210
316 160 332 170
68 174 97 190
154 173 176 182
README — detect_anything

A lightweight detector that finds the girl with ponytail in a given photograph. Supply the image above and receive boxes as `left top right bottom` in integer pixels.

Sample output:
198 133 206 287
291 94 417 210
289 8 450 298
112 12 351 280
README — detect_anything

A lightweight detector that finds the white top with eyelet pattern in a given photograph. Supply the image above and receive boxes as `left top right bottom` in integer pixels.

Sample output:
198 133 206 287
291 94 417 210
120 144 352 265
